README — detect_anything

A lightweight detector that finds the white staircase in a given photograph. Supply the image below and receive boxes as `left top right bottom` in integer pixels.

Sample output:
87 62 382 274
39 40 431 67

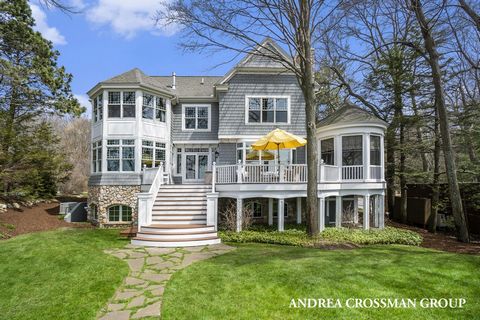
131 184 221 247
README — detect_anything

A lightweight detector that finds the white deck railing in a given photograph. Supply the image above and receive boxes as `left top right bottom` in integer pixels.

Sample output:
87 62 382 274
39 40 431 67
215 162 383 185
137 163 165 230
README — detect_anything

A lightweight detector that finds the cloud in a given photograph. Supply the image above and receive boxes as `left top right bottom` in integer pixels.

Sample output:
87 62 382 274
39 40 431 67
30 4 67 45
86 0 177 39
74 94 91 116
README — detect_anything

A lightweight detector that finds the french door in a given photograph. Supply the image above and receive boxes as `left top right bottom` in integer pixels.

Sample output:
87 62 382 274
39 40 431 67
184 152 209 182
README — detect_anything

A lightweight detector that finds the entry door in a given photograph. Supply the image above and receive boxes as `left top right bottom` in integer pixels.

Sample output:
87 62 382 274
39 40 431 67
184 153 209 182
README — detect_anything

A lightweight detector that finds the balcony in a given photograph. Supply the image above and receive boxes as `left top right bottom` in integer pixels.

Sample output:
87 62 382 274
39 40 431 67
214 162 384 185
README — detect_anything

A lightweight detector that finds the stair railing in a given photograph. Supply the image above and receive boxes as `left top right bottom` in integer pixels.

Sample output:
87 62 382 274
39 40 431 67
137 162 164 231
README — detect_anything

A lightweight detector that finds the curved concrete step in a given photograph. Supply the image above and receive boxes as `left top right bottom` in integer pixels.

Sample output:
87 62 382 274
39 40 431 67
131 236 221 247
151 219 207 225
137 231 218 240
152 214 206 220
153 205 207 210
141 224 215 233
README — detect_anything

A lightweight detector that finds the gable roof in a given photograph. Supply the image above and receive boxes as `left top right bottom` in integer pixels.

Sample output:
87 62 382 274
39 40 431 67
219 37 293 84
317 104 387 128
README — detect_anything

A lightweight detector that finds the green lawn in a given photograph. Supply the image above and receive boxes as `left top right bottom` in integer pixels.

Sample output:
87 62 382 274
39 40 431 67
0 229 128 320
162 243 480 319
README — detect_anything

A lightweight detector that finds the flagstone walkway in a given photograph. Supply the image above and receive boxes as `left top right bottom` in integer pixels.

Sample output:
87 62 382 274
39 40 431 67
98 243 234 320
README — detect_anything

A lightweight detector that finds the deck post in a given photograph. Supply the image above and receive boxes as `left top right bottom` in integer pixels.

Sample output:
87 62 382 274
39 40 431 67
353 196 359 224
335 196 342 228
278 198 285 232
319 196 325 232
268 198 273 226
206 193 218 230
364 194 370 230
379 194 385 229
373 195 379 228
296 197 302 224
236 197 243 232
212 162 216 193
236 160 242 183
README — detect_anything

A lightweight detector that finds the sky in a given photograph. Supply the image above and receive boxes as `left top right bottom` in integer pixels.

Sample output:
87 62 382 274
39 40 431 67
29 0 233 115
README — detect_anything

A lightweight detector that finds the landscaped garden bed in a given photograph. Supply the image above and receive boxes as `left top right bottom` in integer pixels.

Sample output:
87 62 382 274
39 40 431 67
219 225 422 247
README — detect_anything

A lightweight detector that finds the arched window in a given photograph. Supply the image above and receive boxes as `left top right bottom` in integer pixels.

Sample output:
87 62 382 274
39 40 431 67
246 201 262 218
108 205 132 222
90 204 98 220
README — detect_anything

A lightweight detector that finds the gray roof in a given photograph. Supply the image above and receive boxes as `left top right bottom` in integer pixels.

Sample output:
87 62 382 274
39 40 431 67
317 104 387 127
98 68 222 98
152 76 223 97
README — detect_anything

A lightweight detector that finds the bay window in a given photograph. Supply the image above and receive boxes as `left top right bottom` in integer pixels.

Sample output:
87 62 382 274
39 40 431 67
122 91 136 117
183 105 210 130
107 139 135 172
92 93 103 122
108 92 121 118
247 97 289 123
142 94 166 122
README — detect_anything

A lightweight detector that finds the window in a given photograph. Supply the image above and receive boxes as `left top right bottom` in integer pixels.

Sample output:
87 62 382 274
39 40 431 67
247 201 262 218
321 138 334 165
92 94 103 122
183 105 210 130
108 205 132 222
142 140 166 168
247 97 289 123
107 139 135 172
176 148 182 174
108 91 136 118
142 93 154 120
342 136 363 166
156 97 166 122
108 92 121 118
92 140 102 172
370 135 381 166
90 204 98 220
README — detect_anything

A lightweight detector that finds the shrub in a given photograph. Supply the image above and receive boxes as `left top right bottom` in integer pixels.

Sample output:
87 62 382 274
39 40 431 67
219 199 253 231
219 226 422 247
320 227 422 246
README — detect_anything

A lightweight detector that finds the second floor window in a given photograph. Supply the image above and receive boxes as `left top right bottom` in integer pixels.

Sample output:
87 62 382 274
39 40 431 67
92 94 103 122
320 138 334 165
183 105 209 130
107 139 135 172
370 135 381 166
108 91 136 118
342 136 363 166
142 94 166 122
247 97 289 123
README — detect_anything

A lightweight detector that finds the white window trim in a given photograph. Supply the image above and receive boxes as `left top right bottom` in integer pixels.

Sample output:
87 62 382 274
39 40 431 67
107 205 133 223
141 92 167 124
106 139 136 173
244 95 291 125
141 139 167 168
181 104 212 132
107 91 136 119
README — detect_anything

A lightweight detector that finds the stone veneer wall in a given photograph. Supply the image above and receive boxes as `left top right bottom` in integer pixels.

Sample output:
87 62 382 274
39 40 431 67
88 185 141 227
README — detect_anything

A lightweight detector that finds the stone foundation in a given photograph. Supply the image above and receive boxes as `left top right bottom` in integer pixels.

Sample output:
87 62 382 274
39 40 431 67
88 185 141 227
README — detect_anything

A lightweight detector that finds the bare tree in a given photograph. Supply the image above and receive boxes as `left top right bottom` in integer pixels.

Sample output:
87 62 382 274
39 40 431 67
158 0 342 236
410 0 470 242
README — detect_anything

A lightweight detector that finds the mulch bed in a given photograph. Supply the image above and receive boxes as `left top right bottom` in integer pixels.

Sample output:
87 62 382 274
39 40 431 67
388 220 480 255
0 202 91 239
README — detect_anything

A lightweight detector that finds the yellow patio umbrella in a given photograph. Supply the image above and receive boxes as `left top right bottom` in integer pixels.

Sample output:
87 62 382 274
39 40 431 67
251 128 307 165
246 150 275 161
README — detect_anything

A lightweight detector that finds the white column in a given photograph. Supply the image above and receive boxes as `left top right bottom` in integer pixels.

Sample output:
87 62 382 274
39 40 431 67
373 195 379 228
379 194 385 229
363 133 370 181
278 198 285 231
206 193 218 230
353 196 359 224
335 135 342 181
296 197 302 224
335 196 342 227
236 198 243 232
135 89 143 173
319 197 325 232
380 135 385 180
268 198 273 226
364 194 370 230
101 90 108 173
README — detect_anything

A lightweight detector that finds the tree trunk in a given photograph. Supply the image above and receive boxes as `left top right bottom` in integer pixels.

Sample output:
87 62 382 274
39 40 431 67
299 0 319 236
428 115 440 233
399 115 407 224
410 90 429 172
459 0 480 32
412 0 470 242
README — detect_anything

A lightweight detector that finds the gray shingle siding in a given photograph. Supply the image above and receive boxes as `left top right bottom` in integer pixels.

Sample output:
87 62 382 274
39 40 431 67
218 143 236 164
218 74 306 137
171 102 219 141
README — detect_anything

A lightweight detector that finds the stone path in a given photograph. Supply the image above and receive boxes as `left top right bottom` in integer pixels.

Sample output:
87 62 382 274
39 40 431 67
98 243 234 320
